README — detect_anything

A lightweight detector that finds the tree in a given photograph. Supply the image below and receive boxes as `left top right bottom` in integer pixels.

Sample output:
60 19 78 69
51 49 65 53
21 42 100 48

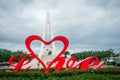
0 49 26 63
64 51 70 58
71 49 115 61
0 49 12 62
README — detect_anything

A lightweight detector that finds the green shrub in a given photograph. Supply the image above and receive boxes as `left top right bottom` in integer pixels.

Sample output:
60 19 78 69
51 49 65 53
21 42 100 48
0 68 120 80
116 63 120 66
107 61 116 65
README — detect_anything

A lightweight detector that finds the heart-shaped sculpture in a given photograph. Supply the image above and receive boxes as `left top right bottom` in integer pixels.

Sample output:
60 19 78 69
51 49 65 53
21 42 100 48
25 35 69 72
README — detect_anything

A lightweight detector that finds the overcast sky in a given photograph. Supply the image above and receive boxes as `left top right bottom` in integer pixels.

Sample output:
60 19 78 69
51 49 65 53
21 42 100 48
0 0 120 53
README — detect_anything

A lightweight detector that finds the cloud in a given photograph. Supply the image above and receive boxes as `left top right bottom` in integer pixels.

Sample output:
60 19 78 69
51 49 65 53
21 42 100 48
0 0 120 53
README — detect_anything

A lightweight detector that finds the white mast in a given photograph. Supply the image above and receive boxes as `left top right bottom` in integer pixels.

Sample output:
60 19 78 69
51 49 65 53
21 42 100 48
38 13 56 64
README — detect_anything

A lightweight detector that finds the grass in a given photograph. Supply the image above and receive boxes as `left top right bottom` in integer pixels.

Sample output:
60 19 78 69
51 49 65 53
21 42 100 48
0 68 120 80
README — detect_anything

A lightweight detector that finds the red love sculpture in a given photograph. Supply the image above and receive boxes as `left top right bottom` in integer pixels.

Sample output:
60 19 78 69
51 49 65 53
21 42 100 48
9 35 105 72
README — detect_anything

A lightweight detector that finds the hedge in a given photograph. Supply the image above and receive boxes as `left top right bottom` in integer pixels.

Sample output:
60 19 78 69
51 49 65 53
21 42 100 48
0 68 120 80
